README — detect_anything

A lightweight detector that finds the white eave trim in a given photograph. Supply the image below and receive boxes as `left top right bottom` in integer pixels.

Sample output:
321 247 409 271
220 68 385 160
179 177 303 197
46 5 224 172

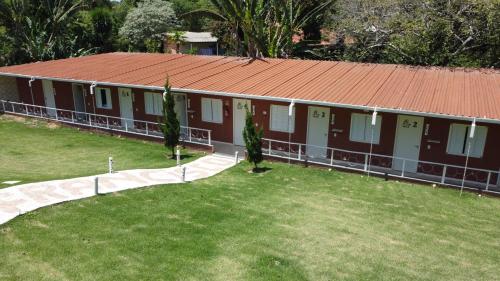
2 72 499 125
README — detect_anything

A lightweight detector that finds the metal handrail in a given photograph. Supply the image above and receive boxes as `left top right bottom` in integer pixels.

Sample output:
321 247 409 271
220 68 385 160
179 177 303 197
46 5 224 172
1 100 212 146
262 138 496 174
262 138 499 192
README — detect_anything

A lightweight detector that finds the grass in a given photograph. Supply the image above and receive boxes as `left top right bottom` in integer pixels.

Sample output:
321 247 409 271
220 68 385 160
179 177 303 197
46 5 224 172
1 160 499 281
0 115 200 188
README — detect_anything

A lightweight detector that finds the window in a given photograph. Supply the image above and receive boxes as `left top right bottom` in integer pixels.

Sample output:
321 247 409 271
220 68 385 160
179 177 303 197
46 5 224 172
201 98 223 123
349 113 382 144
270 105 295 133
446 124 487 158
95 87 112 109
144 92 163 115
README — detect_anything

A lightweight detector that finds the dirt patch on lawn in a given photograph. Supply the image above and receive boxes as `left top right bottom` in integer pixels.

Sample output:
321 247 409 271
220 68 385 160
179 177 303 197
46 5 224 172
46 122 61 129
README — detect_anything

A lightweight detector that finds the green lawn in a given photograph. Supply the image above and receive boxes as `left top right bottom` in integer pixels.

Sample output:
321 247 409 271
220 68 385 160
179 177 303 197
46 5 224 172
1 159 499 280
0 115 200 188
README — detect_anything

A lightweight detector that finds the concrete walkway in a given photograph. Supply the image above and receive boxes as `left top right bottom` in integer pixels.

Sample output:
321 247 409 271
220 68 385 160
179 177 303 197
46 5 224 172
0 154 237 225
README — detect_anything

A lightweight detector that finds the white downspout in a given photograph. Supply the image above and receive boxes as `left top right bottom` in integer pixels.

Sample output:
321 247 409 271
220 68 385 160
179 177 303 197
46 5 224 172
28 77 35 105
368 107 377 177
90 82 97 116
288 100 295 164
460 118 476 196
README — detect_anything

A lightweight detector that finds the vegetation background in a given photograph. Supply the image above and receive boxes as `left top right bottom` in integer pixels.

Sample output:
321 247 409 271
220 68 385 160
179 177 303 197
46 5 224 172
0 0 498 68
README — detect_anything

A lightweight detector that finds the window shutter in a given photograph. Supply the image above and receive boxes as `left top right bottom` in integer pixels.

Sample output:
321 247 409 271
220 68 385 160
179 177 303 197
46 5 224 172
95 88 102 108
350 114 366 142
270 105 294 133
155 94 163 115
469 126 487 157
212 99 223 123
289 107 295 133
371 116 382 144
201 98 212 122
144 93 152 114
447 124 467 155
270 105 282 132
105 90 111 109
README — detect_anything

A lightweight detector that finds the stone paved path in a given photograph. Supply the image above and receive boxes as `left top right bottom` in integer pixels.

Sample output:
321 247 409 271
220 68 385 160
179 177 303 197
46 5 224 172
0 154 237 225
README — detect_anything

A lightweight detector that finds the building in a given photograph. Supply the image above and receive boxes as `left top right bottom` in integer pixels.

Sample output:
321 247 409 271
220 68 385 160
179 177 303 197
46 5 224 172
164 32 219 55
0 52 499 193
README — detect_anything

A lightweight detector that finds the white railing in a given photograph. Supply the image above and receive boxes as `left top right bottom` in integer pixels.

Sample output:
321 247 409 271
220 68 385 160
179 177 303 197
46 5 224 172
262 138 500 193
1 100 212 146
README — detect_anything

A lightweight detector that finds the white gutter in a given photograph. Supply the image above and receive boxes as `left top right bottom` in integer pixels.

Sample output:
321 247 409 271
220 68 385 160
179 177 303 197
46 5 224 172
2 72 499 125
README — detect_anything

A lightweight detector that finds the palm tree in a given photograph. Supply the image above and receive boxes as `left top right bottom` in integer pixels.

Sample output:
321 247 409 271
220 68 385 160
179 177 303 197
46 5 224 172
168 31 186 54
183 0 333 58
0 0 87 63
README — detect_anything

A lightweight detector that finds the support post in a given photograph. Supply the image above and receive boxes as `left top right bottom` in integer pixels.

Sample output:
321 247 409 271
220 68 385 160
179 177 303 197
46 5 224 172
176 149 181 167
208 130 211 145
330 149 334 166
235 151 239 164
401 159 406 177
94 177 99 195
108 156 113 174
146 123 149 135
364 154 368 172
486 172 491 191
441 165 447 184
181 166 186 182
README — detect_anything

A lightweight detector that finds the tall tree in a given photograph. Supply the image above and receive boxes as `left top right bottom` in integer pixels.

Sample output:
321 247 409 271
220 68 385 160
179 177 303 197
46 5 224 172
119 0 178 51
0 0 89 64
159 78 180 159
243 106 263 171
323 0 499 68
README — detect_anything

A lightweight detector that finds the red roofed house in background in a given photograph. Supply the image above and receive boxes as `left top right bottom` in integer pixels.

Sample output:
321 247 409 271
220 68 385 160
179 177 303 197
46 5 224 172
0 52 499 193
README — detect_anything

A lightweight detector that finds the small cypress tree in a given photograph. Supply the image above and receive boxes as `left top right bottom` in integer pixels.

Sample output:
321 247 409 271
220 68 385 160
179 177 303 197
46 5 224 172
159 78 180 158
242 106 263 171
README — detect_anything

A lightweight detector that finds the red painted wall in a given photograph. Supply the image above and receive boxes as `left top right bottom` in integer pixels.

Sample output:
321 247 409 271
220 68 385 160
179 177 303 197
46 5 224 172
186 93 234 143
52 81 75 110
12 79 500 174
420 118 500 170
16 78 44 105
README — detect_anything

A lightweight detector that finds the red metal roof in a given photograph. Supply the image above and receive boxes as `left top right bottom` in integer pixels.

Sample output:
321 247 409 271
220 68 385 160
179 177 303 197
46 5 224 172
0 52 498 121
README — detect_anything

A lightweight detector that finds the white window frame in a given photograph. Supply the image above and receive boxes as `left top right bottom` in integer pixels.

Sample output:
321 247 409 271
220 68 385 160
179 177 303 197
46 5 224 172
270 104 295 133
144 92 163 116
95 87 112 109
446 123 487 158
349 113 382 144
201 98 223 124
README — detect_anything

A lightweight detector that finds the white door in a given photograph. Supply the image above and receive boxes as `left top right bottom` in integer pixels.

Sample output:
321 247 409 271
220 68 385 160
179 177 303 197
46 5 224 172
118 88 134 128
306 106 330 158
42 80 56 117
233 98 251 146
392 115 424 173
72 84 86 120
174 94 187 127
